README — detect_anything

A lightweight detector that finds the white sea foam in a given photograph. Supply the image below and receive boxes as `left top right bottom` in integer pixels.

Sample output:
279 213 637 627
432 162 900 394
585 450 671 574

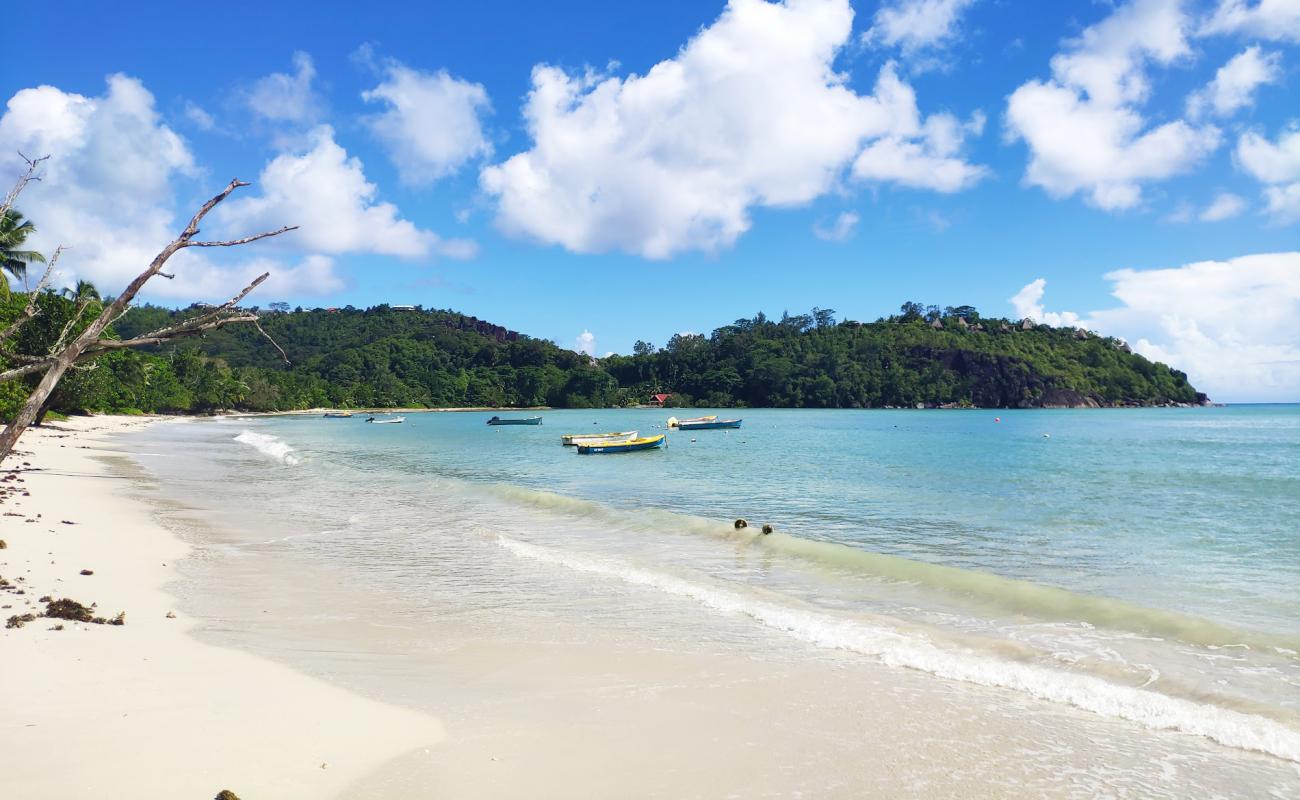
496 535 1300 764
233 431 301 465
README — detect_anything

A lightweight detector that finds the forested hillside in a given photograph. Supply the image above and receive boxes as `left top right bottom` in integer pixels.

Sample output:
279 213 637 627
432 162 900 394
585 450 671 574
0 294 1205 419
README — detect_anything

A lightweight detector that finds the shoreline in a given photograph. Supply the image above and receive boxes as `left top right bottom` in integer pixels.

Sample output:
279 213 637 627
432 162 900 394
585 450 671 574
3 414 1297 798
211 402 1224 416
0 416 444 799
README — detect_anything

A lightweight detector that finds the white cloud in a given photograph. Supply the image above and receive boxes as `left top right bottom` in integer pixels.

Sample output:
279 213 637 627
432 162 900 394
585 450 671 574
183 101 216 131
864 0 977 55
1262 183 1300 224
216 125 475 259
1199 192 1246 221
1005 0 1221 211
1186 46 1281 118
813 210 859 241
1008 278 1082 327
1011 253 1300 402
0 75 345 301
0 75 195 289
1237 124 1300 224
481 0 985 259
1200 0 1300 43
362 62 492 186
1237 125 1300 182
575 330 596 356
246 51 323 124
161 254 346 300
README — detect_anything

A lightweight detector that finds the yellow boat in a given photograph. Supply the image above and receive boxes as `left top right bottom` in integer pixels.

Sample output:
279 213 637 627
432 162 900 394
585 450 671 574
577 434 666 454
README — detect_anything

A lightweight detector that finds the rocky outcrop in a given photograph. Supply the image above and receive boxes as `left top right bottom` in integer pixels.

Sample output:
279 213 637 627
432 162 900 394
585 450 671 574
905 346 1181 408
1035 388 1102 408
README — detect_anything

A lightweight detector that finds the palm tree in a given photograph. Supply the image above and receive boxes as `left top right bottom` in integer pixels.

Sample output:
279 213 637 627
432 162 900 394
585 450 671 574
1 209 46 288
61 279 101 303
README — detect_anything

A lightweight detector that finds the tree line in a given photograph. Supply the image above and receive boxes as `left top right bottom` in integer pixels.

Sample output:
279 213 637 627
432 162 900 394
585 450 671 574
1 292 1204 419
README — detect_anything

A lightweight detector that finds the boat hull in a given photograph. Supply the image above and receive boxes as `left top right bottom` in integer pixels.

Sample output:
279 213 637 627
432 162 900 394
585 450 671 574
562 431 637 446
677 419 742 430
577 434 666 454
487 416 543 426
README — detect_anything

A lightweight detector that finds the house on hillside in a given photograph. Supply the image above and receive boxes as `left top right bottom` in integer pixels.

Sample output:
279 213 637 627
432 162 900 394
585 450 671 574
648 393 673 407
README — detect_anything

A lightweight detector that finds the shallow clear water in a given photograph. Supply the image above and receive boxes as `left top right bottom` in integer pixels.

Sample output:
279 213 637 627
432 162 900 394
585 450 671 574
128 406 1300 770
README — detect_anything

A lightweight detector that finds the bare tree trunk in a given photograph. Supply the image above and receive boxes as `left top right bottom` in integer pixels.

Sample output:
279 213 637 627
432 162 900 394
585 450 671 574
0 350 76 455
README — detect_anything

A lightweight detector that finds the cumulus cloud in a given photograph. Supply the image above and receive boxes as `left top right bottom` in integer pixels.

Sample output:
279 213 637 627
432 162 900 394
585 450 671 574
0 75 346 300
246 51 323 124
1005 0 1221 211
852 96 986 191
1187 46 1281 118
575 330 596 356
481 0 985 259
863 0 977 55
813 210 860 241
0 75 194 288
1011 253 1300 401
1008 278 1082 327
1200 0 1300 43
1261 183 1300 224
1199 192 1246 221
1236 124 1300 224
361 61 492 186
216 125 475 258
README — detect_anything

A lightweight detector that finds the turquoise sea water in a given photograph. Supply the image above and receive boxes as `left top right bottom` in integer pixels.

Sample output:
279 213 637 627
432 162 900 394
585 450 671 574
129 405 1300 769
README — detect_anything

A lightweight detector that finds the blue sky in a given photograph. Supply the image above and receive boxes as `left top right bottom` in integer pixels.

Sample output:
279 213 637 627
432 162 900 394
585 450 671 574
3 0 1299 400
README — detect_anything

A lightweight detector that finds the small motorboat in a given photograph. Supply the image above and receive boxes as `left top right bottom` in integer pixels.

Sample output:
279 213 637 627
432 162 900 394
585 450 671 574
676 418 742 430
667 415 717 428
577 434 666 454
487 415 543 426
367 416 406 424
561 431 637 446
323 411 354 418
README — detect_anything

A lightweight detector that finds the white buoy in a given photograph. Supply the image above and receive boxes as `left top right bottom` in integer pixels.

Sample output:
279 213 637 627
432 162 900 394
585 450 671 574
1043 433 1051 438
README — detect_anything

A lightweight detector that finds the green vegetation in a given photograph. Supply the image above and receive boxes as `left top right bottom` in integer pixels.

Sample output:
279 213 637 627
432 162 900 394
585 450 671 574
1 292 1203 420
0 210 46 291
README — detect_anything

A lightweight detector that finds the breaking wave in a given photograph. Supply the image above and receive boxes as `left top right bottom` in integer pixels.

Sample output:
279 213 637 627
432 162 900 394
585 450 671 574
233 431 301 465
496 535 1300 764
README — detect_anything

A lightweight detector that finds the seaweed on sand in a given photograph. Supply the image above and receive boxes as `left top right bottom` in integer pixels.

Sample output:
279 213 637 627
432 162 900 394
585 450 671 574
43 598 125 625
44 598 95 622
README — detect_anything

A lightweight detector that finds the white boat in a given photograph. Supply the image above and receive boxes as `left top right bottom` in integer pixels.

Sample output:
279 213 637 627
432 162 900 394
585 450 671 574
367 416 406 424
666 415 717 428
561 430 637 446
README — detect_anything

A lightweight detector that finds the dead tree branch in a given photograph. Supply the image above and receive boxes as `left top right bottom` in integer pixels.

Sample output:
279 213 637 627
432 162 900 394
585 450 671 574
0 179 296 462
0 153 49 221
0 246 62 344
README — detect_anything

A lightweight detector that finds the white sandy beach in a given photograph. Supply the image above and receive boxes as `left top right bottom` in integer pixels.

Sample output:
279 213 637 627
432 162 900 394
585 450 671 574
0 416 444 799
3 415 1298 799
